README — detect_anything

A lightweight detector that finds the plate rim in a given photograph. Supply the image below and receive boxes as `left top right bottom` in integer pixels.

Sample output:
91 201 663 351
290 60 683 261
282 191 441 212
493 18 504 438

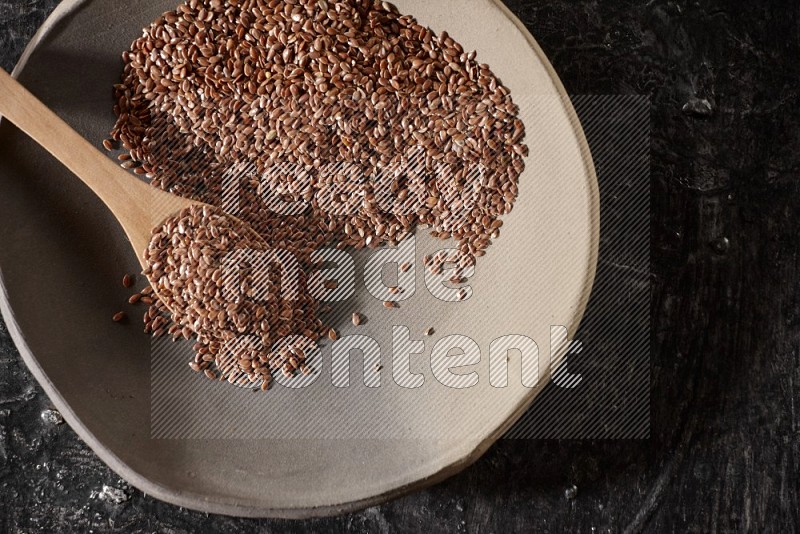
0 0 599 518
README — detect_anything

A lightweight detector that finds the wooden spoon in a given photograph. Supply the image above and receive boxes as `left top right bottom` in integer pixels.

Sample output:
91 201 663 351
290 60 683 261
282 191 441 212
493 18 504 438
0 68 198 267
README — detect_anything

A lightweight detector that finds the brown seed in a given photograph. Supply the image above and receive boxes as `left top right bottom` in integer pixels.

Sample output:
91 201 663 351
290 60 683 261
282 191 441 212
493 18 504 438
400 262 412 272
425 327 435 336
122 274 134 288
328 328 338 340
384 301 397 309
352 312 362 326
102 139 116 151
128 293 142 304
204 369 216 380
141 296 154 305
112 311 127 322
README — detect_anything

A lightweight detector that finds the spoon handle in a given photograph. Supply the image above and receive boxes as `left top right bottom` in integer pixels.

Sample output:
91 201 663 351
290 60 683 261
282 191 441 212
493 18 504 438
0 68 153 217
0 68 197 262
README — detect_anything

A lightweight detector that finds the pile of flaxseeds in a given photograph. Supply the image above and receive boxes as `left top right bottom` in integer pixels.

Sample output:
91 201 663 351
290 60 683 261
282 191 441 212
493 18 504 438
108 0 527 388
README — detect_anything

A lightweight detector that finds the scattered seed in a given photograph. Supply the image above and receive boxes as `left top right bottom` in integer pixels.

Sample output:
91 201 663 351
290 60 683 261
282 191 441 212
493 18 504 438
352 313 362 326
400 262 412 272
128 293 142 304
425 327 435 336
384 301 398 309
328 327 338 341
112 311 127 322
122 274 134 288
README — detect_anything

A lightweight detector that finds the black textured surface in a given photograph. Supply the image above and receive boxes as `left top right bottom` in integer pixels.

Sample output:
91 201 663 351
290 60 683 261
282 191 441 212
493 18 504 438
1 0 799 532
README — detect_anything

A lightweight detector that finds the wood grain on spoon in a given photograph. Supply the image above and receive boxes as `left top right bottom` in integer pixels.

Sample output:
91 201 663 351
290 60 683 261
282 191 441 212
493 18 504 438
0 68 197 266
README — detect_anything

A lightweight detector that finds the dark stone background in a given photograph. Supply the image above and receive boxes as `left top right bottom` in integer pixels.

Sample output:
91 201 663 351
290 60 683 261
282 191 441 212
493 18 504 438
1 0 798 532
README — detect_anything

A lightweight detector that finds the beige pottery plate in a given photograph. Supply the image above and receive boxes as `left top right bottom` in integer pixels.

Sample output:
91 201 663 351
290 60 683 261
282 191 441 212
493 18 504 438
0 0 598 518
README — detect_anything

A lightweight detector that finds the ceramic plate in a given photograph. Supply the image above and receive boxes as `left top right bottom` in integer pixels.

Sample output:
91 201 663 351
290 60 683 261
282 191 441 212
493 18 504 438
0 0 598 518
